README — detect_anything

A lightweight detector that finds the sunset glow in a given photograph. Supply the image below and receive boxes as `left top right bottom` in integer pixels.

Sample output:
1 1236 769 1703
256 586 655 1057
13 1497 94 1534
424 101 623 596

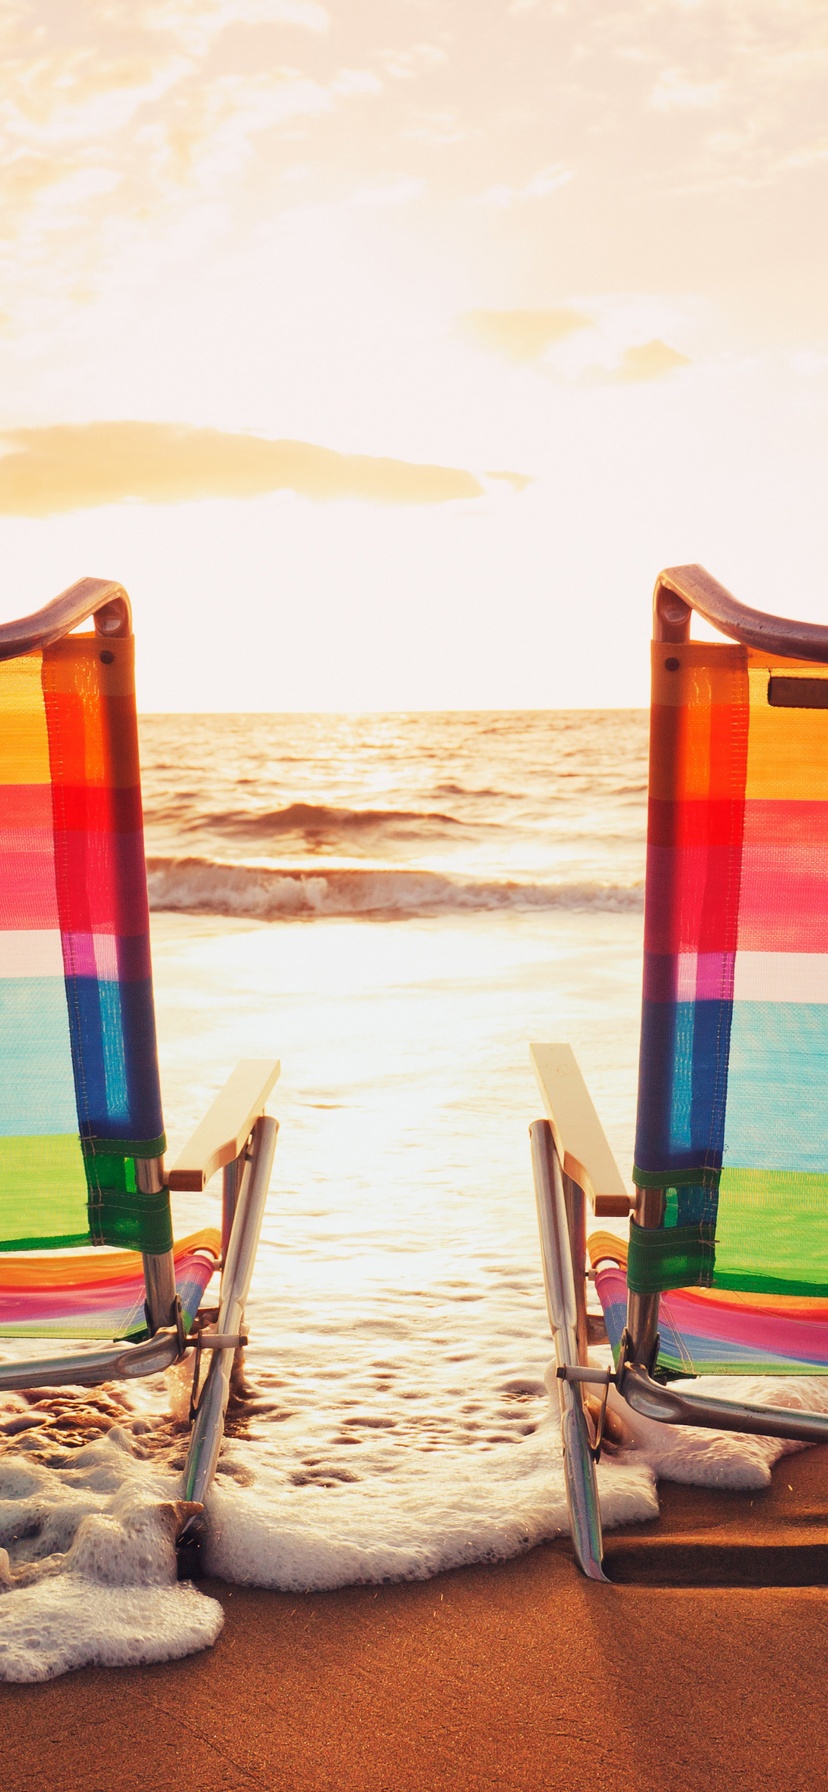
1 1 826 708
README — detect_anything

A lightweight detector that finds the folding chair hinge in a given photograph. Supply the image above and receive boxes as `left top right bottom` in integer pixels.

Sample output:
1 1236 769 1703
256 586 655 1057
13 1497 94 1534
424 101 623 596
184 1331 249 1350
555 1366 615 1386
555 1365 617 1461
187 1319 249 1424
616 1324 661 1387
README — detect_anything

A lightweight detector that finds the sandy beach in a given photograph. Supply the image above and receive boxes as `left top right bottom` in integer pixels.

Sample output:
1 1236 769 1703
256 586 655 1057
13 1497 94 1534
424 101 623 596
5 1443 828 1792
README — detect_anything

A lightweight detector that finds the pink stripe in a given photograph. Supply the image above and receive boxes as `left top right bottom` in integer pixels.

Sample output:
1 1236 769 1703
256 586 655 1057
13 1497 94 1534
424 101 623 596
594 1264 627 1304
644 844 743 954
644 952 736 1003
594 1264 828 1364
53 830 150 935
0 1286 145 1322
62 932 118 979
661 1291 828 1361
0 844 59 928
60 931 153 983
739 800 828 951
0 1252 215 1329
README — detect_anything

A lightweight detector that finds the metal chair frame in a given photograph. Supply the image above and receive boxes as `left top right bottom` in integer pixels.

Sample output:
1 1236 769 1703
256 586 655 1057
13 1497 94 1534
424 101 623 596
0 578 279 1552
530 566 828 1580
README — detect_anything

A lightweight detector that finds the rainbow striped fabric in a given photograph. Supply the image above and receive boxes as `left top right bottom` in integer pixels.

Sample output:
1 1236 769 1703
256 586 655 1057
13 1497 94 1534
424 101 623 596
0 1230 220 1341
632 641 828 1340
589 1233 828 1378
0 634 172 1261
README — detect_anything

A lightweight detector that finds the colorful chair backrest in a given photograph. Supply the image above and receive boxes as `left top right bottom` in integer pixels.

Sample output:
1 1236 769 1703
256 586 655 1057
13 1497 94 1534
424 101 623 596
0 592 172 1263
630 576 828 1364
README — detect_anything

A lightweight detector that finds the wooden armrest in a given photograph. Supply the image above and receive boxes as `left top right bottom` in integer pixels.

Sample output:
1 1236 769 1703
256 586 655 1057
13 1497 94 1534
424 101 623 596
168 1059 280 1192
530 1043 631 1216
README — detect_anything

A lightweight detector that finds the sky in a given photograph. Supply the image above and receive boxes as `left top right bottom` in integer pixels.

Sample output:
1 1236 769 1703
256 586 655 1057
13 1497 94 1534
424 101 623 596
0 0 827 709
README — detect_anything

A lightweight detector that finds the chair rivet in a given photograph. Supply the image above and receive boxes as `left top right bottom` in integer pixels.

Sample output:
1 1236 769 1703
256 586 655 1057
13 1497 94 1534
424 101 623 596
100 650 115 664
665 657 680 671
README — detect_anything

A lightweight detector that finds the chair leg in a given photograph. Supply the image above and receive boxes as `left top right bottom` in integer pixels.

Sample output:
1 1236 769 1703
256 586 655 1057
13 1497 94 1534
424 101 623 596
530 1120 607 1581
180 1114 278 1528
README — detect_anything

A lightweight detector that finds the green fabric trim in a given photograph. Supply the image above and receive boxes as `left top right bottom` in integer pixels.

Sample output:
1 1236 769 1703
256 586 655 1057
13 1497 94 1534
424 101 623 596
88 1187 174 1255
81 1135 166 1161
626 1219 716 1295
83 1151 138 1196
82 1136 173 1252
633 1164 721 1190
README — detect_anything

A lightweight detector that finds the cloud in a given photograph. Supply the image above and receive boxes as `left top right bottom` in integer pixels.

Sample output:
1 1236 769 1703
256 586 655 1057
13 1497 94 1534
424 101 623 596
459 308 590 362
649 69 724 112
147 0 329 51
404 108 463 146
330 69 383 98
0 2 357 324
383 45 448 80
172 71 333 185
480 164 573 207
485 470 535 493
348 175 425 208
0 422 490 513
594 340 691 383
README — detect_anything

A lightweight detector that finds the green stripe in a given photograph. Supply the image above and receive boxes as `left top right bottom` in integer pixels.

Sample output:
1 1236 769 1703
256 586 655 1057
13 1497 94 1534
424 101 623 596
0 1132 173 1255
712 1271 828 1297
628 1165 828 1299
0 1228 94 1254
713 1166 828 1298
0 1134 89 1251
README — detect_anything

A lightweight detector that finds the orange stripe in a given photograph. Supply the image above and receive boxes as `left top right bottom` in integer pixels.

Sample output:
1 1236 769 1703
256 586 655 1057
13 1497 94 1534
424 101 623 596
746 665 828 800
42 636 140 788
0 1228 220 1289
0 652 51 785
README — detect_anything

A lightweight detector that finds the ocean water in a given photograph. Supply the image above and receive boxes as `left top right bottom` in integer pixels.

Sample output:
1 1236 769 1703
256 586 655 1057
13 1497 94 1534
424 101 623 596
141 709 648 918
1 710 815 1680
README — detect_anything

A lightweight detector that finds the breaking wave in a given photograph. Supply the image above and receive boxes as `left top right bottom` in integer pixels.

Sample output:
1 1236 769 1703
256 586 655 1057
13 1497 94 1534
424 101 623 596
146 856 643 921
191 801 465 841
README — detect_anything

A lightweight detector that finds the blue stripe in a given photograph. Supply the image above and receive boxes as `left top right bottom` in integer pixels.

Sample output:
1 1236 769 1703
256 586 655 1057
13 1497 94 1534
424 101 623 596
64 975 164 1141
635 998 731 1175
724 1001 828 1173
0 977 76 1135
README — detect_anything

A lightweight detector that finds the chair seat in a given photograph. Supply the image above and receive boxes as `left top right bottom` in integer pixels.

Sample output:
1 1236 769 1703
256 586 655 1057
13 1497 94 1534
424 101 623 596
0 1229 221 1342
589 1232 828 1378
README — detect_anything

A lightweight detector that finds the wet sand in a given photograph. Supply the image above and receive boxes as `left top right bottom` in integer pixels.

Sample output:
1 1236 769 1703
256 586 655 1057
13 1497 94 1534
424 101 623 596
4 1445 828 1792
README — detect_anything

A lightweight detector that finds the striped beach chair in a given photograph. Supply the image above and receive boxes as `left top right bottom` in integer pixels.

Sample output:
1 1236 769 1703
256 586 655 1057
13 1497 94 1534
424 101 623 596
530 566 828 1579
0 576 279 1548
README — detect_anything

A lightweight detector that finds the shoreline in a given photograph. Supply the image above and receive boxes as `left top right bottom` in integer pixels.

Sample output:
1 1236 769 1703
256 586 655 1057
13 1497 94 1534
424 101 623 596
5 1446 828 1791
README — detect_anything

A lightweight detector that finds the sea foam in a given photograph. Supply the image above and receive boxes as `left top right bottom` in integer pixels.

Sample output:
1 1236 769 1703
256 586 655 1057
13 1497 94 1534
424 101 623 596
1 1370 826 1681
0 1426 224 1681
146 855 643 921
